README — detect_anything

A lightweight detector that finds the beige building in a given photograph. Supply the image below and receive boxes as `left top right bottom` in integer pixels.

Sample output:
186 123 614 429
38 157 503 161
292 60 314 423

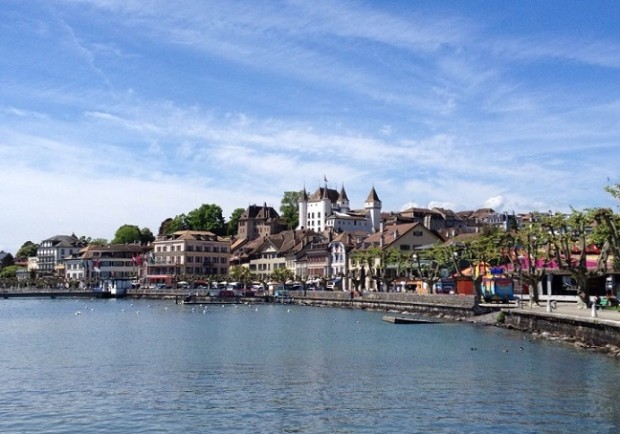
147 230 231 285
349 221 444 291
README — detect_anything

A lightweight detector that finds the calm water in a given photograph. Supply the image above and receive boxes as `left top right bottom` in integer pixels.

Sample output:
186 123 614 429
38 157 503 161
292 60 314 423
1 299 619 433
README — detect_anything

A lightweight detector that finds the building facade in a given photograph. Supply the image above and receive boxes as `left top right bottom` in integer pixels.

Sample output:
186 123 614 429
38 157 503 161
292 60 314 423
297 184 382 233
146 230 231 285
36 235 84 277
237 203 285 240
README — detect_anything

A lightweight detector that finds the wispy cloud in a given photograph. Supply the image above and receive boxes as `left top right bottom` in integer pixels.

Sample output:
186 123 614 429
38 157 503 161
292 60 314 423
1 0 619 253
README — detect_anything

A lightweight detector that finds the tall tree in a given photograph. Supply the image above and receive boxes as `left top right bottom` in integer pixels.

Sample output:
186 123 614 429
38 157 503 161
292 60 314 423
140 227 155 244
229 265 252 286
158 218 173 236
271 266 295 292
1 252 15 269
167 213 191 233
227 208 245 237
189 204 226 235
280 191 300 230
112 225 142 244
15 241 38 261
541 210 608 306
89 238 108 246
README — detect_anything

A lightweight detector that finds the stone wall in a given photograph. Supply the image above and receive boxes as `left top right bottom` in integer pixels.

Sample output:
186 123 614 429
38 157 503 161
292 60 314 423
504 310 620 348
291 291 479 318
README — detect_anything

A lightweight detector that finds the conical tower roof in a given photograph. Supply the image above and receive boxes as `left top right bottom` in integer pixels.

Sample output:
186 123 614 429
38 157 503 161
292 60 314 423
338 185 349 202
366 186 381 204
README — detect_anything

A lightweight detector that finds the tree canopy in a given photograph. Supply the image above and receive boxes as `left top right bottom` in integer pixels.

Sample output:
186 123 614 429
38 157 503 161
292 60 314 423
111 225 153 245
15 241 38 261
280 191 300 230
167 204 226 236
227 208 245 237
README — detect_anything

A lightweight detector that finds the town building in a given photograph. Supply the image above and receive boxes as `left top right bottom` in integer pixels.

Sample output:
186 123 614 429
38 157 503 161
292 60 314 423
247 230 319 281
297 184 382 233
64 244 148 284
348 221 444 291
236 203 286 241
327 231 367 291
146 230 231 286
36 235 85 277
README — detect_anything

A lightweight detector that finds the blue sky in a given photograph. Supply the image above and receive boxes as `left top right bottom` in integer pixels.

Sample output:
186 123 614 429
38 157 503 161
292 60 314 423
2 0 620 254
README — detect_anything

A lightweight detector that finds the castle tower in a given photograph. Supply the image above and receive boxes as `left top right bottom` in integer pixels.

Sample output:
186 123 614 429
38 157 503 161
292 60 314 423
365 186 382 232
298 187 308 229
337 184 350 213
318 182 332 232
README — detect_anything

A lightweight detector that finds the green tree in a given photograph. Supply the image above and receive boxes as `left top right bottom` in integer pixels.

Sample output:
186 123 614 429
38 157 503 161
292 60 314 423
167 213 191 233
89 238 108 246
112 224 142 244
187 204 226 235
541 209 609 306
140 227 155 244
411 244 452 294
158 218 173 236
0 264 18 278
15 242 38 261
494 221 548 306
1 252 15 269
452 231 503 305
227 208 245 237
271 266 295 292
229 265 252 286
280 191 300 230
350 248 377 292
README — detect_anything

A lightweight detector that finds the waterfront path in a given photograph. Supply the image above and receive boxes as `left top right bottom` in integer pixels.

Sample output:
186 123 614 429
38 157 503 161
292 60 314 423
507 301 620 327
501 301 620 349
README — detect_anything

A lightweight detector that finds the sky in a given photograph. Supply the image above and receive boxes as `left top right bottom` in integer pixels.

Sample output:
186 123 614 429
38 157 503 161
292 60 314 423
2 0 620 254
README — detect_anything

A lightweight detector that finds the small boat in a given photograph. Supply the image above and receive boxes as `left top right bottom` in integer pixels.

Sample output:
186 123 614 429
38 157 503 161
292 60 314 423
382 315 438 324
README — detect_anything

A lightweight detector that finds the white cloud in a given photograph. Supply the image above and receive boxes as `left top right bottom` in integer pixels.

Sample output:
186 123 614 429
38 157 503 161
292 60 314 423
483 195 506 211
2 1 619 253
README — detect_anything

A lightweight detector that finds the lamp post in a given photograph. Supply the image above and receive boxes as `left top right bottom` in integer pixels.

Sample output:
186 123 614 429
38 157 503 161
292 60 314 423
546 272 553 312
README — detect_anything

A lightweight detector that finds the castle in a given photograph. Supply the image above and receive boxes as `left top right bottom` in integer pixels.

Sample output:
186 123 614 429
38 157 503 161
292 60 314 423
297 184 381 234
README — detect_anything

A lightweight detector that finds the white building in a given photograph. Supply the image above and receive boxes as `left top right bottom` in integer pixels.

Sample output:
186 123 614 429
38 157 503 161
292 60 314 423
36 235 84 277
298 184 382 233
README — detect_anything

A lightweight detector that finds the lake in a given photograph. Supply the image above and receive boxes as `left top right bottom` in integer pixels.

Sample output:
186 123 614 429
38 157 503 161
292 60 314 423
1 298 619 433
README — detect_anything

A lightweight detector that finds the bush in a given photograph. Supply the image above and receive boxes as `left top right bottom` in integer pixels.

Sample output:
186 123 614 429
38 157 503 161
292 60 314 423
496 311 506 324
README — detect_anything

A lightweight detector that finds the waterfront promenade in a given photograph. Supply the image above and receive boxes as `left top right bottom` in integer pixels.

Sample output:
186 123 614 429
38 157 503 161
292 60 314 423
510 301 620 324
501 301 620 350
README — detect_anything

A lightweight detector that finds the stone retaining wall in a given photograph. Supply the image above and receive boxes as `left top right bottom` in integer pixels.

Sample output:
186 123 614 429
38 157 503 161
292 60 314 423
291 291 480 318
504 310 620 348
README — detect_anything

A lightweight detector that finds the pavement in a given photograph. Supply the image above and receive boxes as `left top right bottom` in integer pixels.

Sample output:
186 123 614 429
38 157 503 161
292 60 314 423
505 300 620 327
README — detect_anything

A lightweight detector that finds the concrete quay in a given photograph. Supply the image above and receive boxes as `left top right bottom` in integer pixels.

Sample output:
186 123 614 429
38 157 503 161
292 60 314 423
502 302 620 350
291 291 480 319
292 291 620 353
